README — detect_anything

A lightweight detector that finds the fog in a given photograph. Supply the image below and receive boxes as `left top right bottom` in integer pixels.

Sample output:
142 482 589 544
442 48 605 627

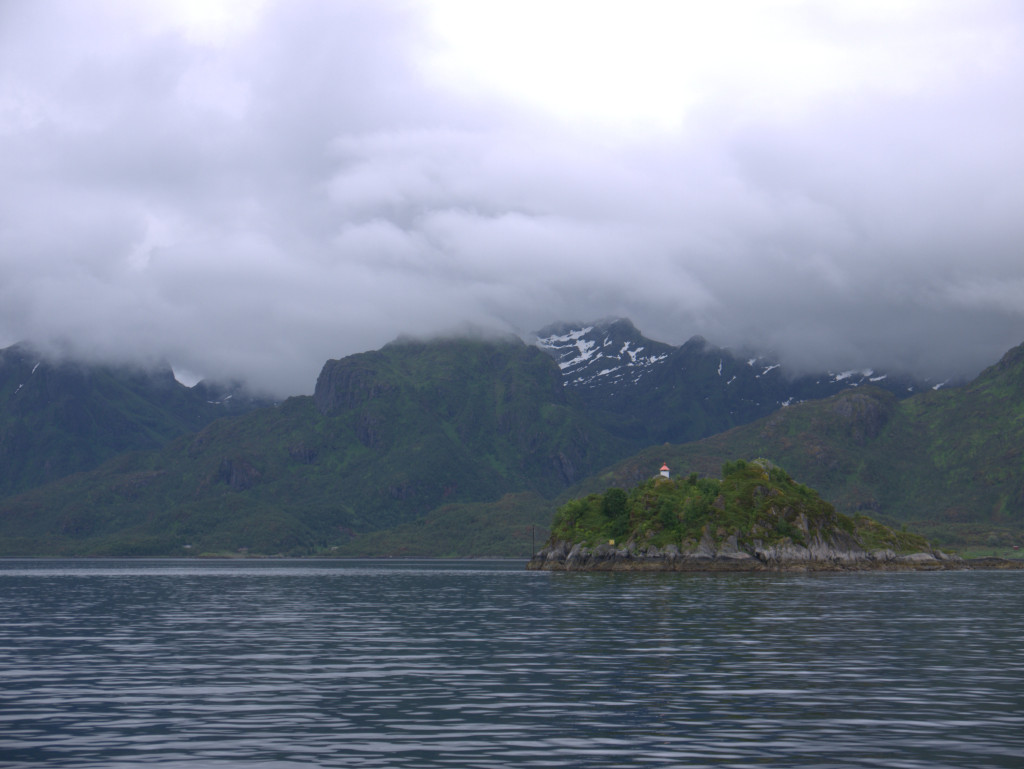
2 0 1022 395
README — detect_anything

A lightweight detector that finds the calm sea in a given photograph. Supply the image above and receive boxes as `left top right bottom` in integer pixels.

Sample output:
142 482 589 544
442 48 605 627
1 559 1022 768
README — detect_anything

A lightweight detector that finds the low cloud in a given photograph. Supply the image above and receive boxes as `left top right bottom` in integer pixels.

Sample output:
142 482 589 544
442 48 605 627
2 0 1023 395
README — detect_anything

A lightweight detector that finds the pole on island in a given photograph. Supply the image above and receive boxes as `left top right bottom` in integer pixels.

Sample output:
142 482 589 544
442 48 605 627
531 525 535 557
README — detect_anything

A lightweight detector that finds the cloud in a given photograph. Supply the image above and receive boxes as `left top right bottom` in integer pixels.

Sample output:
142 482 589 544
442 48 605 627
2 0 1023 395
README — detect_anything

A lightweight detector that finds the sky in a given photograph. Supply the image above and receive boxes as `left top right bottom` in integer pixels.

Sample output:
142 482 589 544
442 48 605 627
2 0 1023 396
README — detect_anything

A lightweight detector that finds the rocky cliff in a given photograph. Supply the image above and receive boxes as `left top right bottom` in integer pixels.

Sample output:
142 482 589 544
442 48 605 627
528 536 964 572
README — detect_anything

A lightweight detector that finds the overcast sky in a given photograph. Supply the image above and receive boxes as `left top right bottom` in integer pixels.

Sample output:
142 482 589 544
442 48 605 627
2 0 1023 395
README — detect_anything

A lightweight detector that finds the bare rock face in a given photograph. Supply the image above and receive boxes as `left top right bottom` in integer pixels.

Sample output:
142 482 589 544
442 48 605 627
217 458 260 491
893 552 943 568
748 531 870 567
528 537 964 572
313 356 393 416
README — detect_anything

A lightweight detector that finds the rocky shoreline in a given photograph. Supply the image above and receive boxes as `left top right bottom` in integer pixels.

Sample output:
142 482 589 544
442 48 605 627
527 537 1023 572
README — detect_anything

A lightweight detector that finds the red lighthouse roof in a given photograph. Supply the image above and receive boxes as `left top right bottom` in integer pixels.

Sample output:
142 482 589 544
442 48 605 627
660 464 669 471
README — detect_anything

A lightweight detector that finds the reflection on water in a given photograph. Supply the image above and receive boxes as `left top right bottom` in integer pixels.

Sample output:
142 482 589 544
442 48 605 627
2 559 1023 768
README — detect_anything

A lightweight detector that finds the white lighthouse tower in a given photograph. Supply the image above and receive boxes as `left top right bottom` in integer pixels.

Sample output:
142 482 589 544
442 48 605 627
660 463 670 479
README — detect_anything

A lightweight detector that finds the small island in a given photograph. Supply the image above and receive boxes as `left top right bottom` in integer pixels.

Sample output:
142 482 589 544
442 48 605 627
529 459 965 572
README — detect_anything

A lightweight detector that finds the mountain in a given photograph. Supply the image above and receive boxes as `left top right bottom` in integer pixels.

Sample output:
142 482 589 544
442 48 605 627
0 327 1019 557
0 344 270 498
0 336 627 556
565 341 1024 548
534 318 932 447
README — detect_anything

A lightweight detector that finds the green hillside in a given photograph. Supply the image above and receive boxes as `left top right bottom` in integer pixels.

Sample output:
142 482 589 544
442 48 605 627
2 334 1024 556
549 458 929 555
567 342 1024 548
0 337 623 556
0 344 245 497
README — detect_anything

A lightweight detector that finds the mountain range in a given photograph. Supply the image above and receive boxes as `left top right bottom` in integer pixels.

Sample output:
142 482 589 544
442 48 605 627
0 343 271 498
0 321 1018 556
534 318 934 446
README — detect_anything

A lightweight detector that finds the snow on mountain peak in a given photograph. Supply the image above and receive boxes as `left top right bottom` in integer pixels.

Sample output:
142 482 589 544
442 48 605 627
534 318 932 410
535 320 672 388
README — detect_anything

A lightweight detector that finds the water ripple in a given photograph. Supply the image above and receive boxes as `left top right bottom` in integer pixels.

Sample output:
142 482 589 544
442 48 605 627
1 561 1023 768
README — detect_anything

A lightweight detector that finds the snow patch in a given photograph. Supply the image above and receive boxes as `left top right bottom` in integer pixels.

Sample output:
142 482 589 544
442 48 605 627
624 345 645 363
834 368 874 382
539 326 593 345
31 362 40 375
556 338 599 370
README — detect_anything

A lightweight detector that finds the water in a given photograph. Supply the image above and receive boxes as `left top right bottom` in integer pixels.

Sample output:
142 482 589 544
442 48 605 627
1 560 1023 768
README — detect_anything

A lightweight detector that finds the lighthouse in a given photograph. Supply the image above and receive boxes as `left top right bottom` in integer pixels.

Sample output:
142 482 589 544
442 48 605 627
660 463 670 479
